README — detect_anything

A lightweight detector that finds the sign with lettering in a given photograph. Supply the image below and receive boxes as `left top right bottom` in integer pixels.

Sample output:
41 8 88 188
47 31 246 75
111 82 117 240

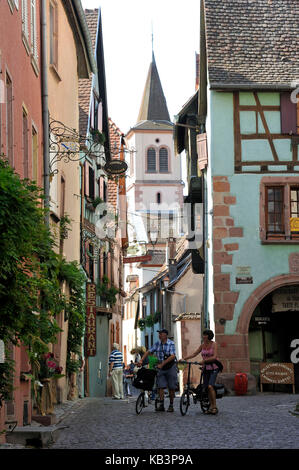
289 253 299 273
236 266 253 284
254 316 271 325
104 159 128 175
86 283 97 356
123 255 152 264
272 286 299 312
260 363 295 393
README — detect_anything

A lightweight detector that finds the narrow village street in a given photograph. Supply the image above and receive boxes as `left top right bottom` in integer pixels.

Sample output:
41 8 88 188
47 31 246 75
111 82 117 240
1 0 299 455
48 393 299 450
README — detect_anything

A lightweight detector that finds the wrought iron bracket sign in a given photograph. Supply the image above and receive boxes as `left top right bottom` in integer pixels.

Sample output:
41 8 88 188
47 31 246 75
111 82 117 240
49 118 108 176
49 117 134 177
81 228 106 265
104 159 128 175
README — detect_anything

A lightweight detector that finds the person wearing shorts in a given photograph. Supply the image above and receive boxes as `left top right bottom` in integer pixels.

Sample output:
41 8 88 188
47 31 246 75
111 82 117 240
138 329 177 412
180 329 220 415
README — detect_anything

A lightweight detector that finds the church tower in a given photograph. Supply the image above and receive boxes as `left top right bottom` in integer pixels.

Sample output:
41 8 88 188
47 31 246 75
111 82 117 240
125 52 184 287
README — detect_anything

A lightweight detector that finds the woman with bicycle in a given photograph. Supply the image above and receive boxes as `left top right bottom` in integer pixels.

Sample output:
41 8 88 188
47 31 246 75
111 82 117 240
181 329 220 415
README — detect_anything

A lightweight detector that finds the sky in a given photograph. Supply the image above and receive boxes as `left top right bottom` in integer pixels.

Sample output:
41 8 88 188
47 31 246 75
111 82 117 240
81 0 201 134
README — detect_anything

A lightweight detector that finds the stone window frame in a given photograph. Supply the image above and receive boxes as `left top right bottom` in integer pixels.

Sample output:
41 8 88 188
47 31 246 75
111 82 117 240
260 176 299 243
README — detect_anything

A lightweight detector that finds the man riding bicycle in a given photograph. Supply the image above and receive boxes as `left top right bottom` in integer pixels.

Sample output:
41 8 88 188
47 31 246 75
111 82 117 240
138 329 177 412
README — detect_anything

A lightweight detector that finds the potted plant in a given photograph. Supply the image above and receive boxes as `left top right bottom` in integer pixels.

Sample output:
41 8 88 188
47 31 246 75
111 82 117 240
97 275 119 306
34 353 64 416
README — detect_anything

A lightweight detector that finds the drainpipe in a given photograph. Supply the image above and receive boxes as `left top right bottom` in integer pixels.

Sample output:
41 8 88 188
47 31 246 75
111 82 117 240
203 170 209 329
41 0 50 225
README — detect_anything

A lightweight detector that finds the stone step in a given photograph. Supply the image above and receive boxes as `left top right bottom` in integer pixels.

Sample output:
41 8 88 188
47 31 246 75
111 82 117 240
5 425 62 448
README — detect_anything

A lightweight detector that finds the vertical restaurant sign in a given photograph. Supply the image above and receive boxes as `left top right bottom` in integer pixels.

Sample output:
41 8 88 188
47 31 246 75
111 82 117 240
86 283 96 356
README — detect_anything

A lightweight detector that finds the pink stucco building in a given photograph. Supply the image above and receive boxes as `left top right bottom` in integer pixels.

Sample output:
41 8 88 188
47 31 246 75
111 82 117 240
0 0 43 440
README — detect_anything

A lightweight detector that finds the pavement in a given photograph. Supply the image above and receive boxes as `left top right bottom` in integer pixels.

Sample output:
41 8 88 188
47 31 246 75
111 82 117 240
0 398 85 449
1 392 299 450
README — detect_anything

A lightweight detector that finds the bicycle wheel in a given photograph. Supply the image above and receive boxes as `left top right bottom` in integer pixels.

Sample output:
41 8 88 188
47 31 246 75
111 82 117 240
136 392 145 414
180 391 190 416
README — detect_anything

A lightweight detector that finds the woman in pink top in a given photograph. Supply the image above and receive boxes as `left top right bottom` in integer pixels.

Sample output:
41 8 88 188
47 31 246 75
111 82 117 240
181 329 220 415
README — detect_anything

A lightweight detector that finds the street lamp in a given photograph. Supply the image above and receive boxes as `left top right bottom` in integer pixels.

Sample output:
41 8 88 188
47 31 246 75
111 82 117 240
162 275 169 289
147 227 159 249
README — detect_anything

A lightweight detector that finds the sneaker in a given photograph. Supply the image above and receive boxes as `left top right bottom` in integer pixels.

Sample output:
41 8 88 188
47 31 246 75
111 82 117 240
167 404 174 412
155 403 165 412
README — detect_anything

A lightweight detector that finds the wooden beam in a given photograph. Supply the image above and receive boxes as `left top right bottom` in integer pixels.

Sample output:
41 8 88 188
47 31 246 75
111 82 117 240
254 92 279 161
234 92 241 167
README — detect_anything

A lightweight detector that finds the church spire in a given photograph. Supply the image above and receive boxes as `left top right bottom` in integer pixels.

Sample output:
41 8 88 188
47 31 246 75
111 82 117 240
136 50 171 124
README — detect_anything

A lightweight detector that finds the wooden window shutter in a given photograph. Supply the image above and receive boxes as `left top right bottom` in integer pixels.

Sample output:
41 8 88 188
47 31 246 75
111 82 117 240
22 109 29 178
89 166 95 199
31 0 38 59
84 162 89 197
281 92 297 134
99 175 104 199
98 101 103 132
22 0 29 39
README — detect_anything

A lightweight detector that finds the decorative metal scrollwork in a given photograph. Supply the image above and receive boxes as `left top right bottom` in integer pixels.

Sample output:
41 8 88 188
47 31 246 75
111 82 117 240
49 117 135 178
49 118 108 176
81 228 111 265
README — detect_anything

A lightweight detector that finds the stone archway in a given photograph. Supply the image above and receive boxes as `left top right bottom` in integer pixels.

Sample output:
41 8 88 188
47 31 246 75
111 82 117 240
217 274 299 375
236 274 299 335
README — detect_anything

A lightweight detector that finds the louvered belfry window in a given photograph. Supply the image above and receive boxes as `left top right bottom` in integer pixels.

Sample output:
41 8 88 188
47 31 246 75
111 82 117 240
159 147 168 172
147 147 156 172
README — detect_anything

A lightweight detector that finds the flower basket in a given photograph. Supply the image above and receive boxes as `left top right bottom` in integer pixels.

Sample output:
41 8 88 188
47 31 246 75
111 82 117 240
39 378 55 415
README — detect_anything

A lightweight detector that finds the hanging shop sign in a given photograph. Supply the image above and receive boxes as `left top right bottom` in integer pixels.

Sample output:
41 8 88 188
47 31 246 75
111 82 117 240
104 159 128 175
86 283 97 356
235 266 253 284
272 286 299 312
260 363 295 393
123 255 152 264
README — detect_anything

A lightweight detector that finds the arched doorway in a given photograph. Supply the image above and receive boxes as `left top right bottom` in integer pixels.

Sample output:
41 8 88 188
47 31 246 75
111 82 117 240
237 275 299 392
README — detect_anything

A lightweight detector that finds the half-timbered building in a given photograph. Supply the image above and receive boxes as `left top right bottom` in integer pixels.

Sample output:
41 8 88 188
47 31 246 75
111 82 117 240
196 0 299 392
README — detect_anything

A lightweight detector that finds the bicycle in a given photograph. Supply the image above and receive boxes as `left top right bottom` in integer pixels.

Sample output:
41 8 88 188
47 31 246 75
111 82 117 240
133 367 159 415
135 389 159 414
179 361 225 416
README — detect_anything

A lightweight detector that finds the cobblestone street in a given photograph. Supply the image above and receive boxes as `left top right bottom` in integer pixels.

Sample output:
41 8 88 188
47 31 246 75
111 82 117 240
50 393 299 450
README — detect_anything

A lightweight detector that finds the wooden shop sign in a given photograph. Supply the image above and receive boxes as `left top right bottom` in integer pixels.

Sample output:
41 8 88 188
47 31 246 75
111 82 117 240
272 286 299 312
260 362 295 394
104 159 128 175
123 255 152 264
86 283 96 356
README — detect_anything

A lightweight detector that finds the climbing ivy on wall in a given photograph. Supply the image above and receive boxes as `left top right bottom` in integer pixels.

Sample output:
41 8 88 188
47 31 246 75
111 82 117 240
0 157 86 401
